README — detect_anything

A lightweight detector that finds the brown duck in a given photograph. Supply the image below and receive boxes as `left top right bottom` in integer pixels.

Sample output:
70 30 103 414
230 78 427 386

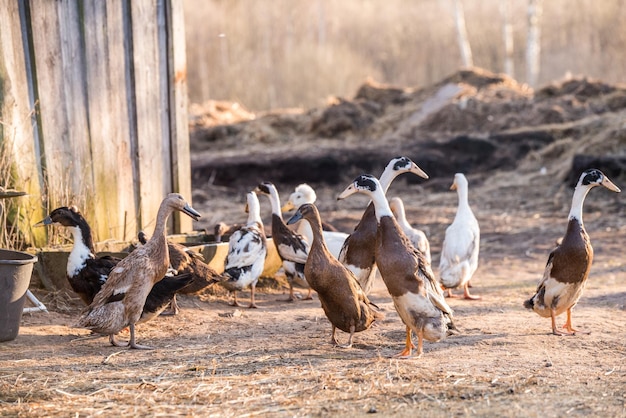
338 156 429 295
287 203 383 348
138 231 224 315
76 193 201 349
339 174 455 358
524 169 620 335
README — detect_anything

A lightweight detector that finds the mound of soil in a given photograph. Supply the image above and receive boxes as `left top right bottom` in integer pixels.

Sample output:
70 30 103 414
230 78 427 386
190 68 626 192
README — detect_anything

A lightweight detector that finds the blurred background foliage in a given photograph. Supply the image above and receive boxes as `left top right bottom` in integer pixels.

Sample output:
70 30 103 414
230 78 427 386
184 0 626 111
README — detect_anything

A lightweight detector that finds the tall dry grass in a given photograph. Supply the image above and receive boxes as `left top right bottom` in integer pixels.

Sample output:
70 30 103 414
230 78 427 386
184 0 626 111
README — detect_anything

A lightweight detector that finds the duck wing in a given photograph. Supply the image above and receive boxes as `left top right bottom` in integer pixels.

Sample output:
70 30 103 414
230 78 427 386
225 226 266 270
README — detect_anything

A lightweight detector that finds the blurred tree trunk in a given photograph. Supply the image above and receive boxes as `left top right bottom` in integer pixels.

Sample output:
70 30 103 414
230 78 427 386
453 0 473 67
526 0 543 87
500 0 514 77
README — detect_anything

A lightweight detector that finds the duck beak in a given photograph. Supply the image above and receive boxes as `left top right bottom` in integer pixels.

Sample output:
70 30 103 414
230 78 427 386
281 201 295 212
601 176 621 193
337 184 357 200
33 216 53 227
411 163 429 179
182 204 201 221
286 210 303 225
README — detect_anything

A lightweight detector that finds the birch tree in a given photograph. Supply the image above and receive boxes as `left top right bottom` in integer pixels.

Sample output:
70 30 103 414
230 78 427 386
453 0 473 67
526 0 543 87
500 0 514 77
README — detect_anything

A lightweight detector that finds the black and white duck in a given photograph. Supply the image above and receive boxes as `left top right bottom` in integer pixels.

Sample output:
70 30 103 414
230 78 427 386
255 182 311 301
220 191 267 308
524 169 620 335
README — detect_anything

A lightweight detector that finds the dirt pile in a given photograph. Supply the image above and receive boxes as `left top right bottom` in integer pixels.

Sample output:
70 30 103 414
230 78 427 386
189 67 626 190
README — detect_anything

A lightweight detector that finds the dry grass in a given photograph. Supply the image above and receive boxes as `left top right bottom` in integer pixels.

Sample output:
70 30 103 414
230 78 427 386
184 0 626 111
2 175 625 417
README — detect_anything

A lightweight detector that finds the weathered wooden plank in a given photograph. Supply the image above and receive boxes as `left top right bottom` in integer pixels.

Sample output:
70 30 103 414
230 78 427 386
0 0 46 246
82 0 137 242
167 0 193 233
130 0 170 234
29 0 93 212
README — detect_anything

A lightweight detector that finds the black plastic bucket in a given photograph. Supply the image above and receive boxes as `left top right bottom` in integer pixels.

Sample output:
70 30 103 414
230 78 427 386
0 249 38 342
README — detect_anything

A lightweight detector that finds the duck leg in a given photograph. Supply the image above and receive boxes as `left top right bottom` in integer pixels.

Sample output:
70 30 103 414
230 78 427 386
160 295 180 316
463 283 481 300
445 288 459 298
229 291 242 307
109 333 128 347
128 324 153 350
550 308 573 336
395 326 413 358
303 287 313 300
249 283 258 309
330 325 339 345
562 308 589 335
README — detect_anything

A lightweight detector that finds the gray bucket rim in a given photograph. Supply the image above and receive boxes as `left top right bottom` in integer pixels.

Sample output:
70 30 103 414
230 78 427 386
0 249 38 265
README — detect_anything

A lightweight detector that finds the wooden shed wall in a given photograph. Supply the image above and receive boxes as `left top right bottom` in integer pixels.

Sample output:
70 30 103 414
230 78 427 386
0 0 192 247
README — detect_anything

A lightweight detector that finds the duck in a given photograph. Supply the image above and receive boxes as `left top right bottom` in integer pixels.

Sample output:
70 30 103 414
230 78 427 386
220 191 267 308
76 193 201 349
438 173 481 300
286 203 383 347
281 183 341 231
389 196 432 265
254 182 311 301
137 231 225 315
338 156 429 295
35 206 194 346
281 183 348 259
524 168 620 335
338 174 455 358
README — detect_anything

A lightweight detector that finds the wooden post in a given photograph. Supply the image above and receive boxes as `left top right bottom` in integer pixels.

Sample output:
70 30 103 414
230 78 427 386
0 0 46 247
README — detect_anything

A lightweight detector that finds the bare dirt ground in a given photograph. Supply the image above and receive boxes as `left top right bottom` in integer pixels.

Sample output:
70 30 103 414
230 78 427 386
1 168 625 417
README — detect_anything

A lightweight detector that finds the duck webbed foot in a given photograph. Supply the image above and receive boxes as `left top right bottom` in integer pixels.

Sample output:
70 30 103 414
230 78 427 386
128 324 154 350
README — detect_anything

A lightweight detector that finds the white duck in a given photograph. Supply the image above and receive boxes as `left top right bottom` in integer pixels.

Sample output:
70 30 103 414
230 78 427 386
281 183 348 259
255 182 312 301
220 191 267 308
389 196 432 265
524 169 620 335
76 193 201 349
338 156 429 295
338 174 455 358
438 173 481 300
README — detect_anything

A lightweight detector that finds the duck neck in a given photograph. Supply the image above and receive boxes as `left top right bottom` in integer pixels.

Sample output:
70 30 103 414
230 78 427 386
247 197 263 227
568 184 591 226
305 212 328 253
267 187 283 220
66 224 95 276
394 204 411 230
369 190 394 222
454 183 471 219
378 168 397 193
150 202 172 245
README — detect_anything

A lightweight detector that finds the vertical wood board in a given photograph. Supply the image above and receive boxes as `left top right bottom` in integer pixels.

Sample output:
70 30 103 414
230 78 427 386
82 0 136 241
0 0 46 246
167 0 193 232
131 0 168 234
